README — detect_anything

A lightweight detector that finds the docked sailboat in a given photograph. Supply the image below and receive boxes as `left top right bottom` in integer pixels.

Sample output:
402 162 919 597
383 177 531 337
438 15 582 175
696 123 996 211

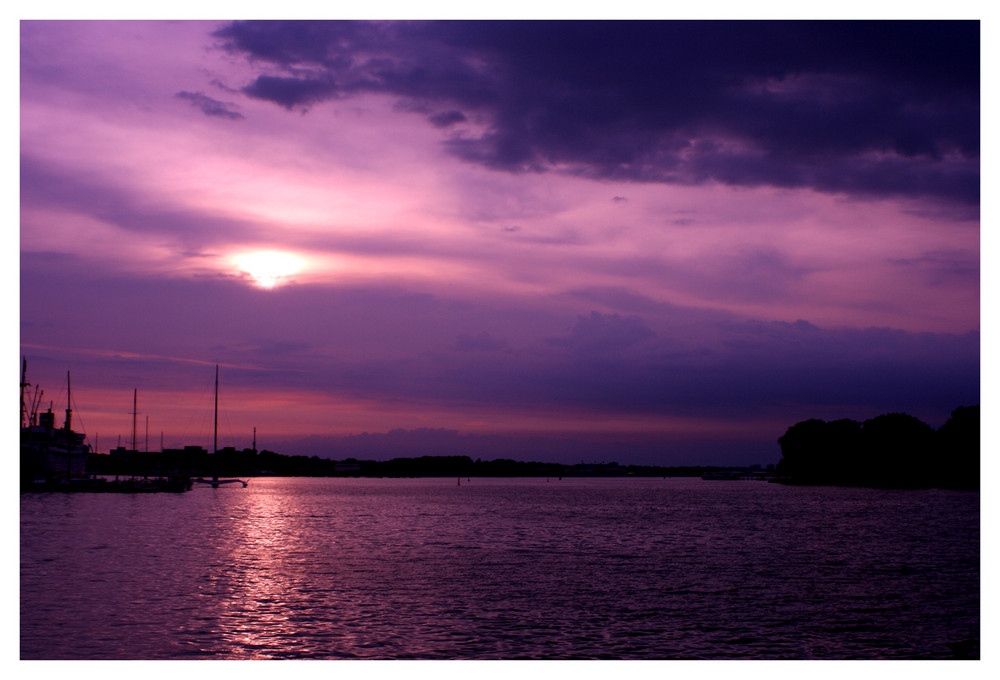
193 365 248 488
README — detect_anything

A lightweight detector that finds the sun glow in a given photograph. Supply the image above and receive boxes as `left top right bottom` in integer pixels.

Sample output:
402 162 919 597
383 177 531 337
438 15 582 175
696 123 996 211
233 251 304 288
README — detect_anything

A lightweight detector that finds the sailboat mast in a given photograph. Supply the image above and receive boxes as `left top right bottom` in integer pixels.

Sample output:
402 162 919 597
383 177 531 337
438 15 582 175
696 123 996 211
65 371 73 431
214 365 219 456
31 387 42 426
20 358 28 430
131 389 137 452
211 365 220 487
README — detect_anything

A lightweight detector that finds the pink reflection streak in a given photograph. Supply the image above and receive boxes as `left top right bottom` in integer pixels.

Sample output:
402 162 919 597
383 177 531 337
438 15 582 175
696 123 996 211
212 489 307 658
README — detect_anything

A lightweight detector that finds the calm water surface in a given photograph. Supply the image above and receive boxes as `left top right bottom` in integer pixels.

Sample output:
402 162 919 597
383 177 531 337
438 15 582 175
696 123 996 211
20 477 979 659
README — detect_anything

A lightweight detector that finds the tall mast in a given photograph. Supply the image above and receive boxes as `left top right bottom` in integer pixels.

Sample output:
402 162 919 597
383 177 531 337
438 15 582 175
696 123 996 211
64 371 73 431
65 372 73 480
211 365 220 487
20 358 28 429
214 365 219 456
131 389 137 452
30 387 42 426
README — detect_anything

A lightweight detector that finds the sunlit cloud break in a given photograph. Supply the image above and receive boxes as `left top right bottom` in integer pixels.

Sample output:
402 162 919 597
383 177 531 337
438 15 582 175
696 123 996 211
232 250 304 288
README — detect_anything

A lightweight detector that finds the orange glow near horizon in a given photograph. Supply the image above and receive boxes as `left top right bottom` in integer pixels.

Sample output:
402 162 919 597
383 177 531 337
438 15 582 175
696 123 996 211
66 378 783 456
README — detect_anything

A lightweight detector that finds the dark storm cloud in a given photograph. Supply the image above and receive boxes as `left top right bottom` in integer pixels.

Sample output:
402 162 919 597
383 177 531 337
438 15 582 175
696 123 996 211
241 75 340 109
428 109 467 127
213 20 979 207
175 91 244 120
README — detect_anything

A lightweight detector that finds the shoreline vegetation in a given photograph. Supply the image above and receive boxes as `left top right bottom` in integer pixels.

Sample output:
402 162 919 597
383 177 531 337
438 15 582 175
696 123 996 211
85 448 740 482
775 406 979 490
81 405 979 491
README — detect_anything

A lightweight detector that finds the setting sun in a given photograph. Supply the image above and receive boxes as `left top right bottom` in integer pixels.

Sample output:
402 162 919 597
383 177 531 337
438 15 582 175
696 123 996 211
233 250 303 288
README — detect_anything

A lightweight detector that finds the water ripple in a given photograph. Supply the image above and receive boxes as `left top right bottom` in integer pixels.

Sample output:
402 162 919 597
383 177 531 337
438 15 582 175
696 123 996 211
21 477 979 659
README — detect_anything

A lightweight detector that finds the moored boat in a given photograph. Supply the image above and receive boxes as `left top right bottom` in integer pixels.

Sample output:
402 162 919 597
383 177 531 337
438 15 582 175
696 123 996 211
20 360 192 493
191 365 249 489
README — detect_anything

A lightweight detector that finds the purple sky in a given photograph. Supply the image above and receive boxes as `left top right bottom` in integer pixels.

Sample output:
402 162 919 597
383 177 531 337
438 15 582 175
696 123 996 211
19 20 980 465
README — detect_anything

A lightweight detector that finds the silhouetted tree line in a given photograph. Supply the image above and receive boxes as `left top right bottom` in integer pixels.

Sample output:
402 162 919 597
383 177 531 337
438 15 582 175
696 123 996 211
775 406 979 489
87 447 737 480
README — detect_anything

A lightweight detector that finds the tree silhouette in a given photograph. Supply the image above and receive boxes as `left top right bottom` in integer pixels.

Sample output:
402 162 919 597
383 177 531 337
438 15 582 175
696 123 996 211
777 418 860 484
859 413 935 487
935 406 980 489
776 407 978 489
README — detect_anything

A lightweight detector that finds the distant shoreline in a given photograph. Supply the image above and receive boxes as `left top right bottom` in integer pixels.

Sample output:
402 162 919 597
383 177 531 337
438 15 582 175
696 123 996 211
86 450 757 481
83 450 979 490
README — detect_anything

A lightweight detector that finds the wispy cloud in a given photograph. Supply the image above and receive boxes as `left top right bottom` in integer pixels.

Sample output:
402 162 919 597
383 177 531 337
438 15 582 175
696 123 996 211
175 90 244 120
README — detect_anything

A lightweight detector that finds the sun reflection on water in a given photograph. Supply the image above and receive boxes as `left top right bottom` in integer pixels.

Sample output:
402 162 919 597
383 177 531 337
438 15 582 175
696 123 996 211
209 484 319 658
21 478 981 659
